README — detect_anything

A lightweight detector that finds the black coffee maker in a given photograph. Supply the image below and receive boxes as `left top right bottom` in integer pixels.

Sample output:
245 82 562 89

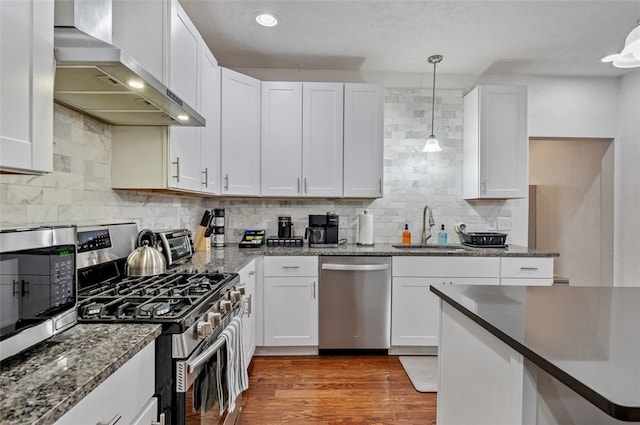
305 213 339 247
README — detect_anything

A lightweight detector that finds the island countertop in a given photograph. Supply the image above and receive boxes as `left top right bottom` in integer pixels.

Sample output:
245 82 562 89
430 284 640 421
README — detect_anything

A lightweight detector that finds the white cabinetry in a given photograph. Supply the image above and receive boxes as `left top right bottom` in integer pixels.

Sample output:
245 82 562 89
261 82 303 196
55 341 158 425
238 260 257 365
343 83 384 198
463 85 528 199
111 1 220 195
302 83 344 197
501 257 553 286
391 257 500 351
263 257 318 347
220 68 261 195
260 82 348 198
0 0 53 174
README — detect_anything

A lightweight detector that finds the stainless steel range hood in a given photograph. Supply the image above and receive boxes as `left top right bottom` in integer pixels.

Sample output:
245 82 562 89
53 0 205 127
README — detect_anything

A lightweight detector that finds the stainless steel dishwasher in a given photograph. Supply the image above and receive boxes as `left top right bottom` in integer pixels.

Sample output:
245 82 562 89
319 256 391 351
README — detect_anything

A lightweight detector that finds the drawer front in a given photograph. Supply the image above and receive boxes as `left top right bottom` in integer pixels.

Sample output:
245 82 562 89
501 278 553 286
264 256 318 276
501 257 553 279
392 256 500 278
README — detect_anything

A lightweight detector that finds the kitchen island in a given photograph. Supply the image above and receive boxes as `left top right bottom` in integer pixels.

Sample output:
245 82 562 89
431 284 640 424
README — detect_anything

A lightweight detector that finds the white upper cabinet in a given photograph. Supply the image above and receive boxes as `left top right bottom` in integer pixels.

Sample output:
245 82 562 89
343 83 384 198
463 85 528 199
0 0 54 174
220 68 261 196
198 47 221 194
261 82 303 196
302 83 344 197
168 1 199 108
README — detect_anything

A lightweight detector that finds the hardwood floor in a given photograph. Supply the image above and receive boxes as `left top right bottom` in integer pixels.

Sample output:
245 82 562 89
238 355 437 425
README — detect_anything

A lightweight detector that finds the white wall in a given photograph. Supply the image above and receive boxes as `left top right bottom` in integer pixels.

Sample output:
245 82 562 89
614 70 640 286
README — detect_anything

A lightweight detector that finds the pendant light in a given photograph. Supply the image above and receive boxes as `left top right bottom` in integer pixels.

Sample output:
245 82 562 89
423 54 443 152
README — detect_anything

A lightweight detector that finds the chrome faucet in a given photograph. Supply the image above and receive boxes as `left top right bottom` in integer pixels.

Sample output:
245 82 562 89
421 205 435 245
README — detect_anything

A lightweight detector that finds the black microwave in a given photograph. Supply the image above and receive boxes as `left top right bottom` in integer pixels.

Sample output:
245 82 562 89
0 226 77 361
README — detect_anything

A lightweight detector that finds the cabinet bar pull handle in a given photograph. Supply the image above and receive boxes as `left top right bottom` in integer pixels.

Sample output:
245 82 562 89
520 267 539 271
249 271 255 276
481 179 486 195
202 168 208 187
312 280 316 298
224 174 229 191
97 414 121 425
12 280 19 296
172 157 180 182
379 178 382 194
304 178 308 194
247 294 252 317
281 266 300 269
297 177 301 194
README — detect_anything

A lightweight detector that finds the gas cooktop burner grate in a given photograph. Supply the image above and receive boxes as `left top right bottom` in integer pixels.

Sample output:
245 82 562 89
77 272 236 323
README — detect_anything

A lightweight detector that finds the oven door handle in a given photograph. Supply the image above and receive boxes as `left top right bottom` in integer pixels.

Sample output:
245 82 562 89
186 301 246 374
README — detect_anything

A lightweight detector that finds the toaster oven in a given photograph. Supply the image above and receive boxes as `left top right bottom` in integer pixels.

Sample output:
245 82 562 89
156 229 194 267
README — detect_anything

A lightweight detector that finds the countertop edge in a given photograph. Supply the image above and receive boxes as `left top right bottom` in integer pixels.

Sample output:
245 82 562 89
35 326 162 425
429 285 640 422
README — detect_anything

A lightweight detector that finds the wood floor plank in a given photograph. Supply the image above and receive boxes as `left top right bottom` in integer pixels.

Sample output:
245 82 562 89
238 355 437 425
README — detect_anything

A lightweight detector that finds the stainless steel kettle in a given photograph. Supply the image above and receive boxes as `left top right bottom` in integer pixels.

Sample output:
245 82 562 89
126 230 166 276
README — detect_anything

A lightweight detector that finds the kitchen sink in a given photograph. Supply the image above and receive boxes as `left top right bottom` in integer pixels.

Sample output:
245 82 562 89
392 244 470 252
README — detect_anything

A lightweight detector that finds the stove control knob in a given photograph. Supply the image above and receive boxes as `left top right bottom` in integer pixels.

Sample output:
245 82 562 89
220 300 232 313
207 312 221 326
235 285 246 296
230 290 241 303
196 321 213 339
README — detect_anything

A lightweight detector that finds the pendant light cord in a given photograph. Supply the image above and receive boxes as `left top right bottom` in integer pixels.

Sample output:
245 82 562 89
431 60 437 137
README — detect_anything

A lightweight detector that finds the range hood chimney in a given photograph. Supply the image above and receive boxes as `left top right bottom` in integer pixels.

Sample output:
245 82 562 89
53 0 205 127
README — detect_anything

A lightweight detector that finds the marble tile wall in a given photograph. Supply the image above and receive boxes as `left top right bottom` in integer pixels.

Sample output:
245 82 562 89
1 91 518 245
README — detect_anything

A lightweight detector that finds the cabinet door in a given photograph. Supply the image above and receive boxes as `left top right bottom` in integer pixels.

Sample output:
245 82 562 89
199 47 221 194
0 0 53 174
240 263 256 364
463 85 528 199
261 82 303 196
264 276 318 346
169 0 199 109
343 84 384 198
168 127 200 191
302 83 344 197
220 68 261 195
391 278 439 346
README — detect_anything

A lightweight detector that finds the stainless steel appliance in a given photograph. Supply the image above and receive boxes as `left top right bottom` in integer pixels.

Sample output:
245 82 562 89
155 229 194 266
0 226 77 361
76 223 244 425
318 256 392 352
305 213 339 248
277 216 293 238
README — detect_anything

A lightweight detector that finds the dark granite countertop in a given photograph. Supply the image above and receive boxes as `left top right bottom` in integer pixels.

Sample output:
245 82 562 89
430 284 640 421
0 324 161 425
185 243 557 273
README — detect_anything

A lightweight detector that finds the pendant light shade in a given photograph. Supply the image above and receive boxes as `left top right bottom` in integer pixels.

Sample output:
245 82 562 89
422 55 443 153
601 20 640 68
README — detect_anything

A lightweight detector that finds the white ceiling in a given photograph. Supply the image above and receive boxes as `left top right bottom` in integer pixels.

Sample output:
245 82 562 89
180 0 640 78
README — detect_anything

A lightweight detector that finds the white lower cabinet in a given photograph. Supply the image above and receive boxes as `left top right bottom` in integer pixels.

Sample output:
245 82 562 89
391 257 500 350
55 341 157 425
239 259 256 365
263 257 318 347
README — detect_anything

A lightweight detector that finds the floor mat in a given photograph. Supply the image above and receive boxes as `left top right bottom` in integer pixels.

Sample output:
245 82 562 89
399 356 438 393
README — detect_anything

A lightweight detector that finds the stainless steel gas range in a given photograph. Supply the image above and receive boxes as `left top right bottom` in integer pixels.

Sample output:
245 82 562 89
76 223 245 425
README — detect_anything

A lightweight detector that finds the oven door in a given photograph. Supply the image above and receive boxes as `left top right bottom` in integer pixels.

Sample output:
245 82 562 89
175 302 245 425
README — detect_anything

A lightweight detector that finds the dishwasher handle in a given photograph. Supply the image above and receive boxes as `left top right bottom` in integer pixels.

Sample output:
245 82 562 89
321 263 389 272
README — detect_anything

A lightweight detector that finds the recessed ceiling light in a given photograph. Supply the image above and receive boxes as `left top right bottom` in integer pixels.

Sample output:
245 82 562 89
256 13 278 27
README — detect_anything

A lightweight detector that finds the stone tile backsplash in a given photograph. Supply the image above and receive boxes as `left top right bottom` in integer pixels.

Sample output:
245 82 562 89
1 89 520 245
